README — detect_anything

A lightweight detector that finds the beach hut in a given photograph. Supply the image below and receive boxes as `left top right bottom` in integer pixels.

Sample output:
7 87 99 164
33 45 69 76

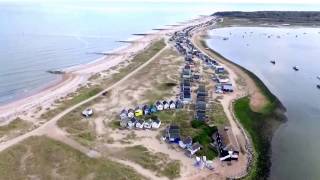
127 109 135 118
169 100 176 109
175 100 184 109
127 117 137 129
151 119 161 129
144 119 153 129
179 136 193 149
82 108 93 117
166 125 180 143
222 84 233 92
187 142 202 157
149 105 157 113
120 117 129 128
119 109 128 120
215 66 225 74
142 105 150 115
134 106 143 117
163 100 170 110
155 101 164 111
135 119 145 129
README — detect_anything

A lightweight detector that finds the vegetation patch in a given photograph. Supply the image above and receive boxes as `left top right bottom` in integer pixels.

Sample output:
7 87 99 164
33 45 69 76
207 101 228 126
113 145 180 179
41 86 103 120
57 108 96 146
191 120 218 160
0 118 32 138
0 136 146 180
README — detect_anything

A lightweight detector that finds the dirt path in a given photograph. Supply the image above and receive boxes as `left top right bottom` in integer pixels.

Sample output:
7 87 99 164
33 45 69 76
0 45 169 153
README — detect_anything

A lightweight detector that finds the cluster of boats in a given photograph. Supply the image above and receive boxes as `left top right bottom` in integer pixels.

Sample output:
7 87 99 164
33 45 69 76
270 60 320 89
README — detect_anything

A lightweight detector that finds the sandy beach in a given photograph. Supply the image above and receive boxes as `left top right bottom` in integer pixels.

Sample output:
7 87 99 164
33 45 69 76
0 18 208 124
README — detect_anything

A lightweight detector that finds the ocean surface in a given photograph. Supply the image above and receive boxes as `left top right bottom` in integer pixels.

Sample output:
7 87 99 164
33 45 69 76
1 2 320 105
206 27 320 179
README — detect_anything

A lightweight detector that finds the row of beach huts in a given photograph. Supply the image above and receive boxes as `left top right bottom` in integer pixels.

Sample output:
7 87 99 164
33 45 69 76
118 100 184 130
170 19 239 162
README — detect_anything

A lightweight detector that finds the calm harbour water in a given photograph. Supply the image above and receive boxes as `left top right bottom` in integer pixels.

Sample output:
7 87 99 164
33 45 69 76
1 2 320 105
207 27 320 180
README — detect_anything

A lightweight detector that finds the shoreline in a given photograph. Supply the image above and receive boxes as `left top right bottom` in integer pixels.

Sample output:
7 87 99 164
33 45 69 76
0 16 211 124
194 21 287 179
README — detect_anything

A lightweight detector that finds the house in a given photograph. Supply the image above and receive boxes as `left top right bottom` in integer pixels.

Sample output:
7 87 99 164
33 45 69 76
213 132 239 161
179 136 193 149
127 117 138 129
155 101 164 111
149 105 157 113
82 108 93 117
119 109 128 120
134 107 143 117
135 119 145 129
144 119 153 129
175 100 184 109
169 100 176 109
163 100 169 110
151 118 161 129
166 125 180 143
142 105 150 115
120 117 129 128
127 109 135 118
187 142 202 156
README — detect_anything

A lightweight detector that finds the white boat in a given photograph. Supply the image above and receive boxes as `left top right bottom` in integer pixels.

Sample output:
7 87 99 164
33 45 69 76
317 76 320 80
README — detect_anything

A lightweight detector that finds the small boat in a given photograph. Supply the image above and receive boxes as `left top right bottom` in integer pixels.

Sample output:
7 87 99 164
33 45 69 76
317 84 320 89
270 60 276 64
317 76 320 80
293 66 299 71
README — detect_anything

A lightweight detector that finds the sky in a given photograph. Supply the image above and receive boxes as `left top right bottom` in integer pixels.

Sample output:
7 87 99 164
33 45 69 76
0 0 319 4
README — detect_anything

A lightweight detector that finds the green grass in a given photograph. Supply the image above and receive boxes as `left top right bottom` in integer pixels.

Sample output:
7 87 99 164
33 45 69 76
155 110 218 160
191 120 218 160
0 118 32 138
0 136 146 180
234 97 284 179
198 37 286 178
114 145 180 179
57 107 96 146
207 102 228 126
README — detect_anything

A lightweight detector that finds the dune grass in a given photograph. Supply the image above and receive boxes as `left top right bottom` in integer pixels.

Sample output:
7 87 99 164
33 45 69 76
0 136 146 180
113 145 180 179
0 118 32 138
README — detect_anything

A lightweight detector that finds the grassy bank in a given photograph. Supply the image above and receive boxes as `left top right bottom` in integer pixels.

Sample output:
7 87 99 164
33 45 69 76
197 36 286 179
112 145 180 179
0 136 146 180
